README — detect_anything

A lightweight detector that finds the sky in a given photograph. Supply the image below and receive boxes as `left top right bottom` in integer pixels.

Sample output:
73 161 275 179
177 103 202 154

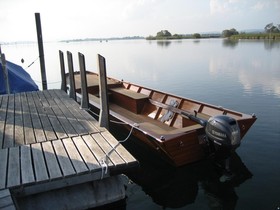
0 0 279 42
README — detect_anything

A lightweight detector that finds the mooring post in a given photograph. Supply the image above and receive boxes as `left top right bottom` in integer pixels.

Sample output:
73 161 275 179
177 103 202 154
78 52 89 109
59 50 67 92
35 13 47 90
97 54 110 129
67 51 76 101
0 53 10 94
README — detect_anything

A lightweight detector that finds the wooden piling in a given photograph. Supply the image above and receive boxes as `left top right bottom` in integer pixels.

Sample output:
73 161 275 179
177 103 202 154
59 50 67 92
97 54 110 129
0 53 10 94
67 51 76 101
35 13 47 90
78 52 89 109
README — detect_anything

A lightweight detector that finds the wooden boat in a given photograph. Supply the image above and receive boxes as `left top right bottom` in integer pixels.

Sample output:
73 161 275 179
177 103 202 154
69 71 257 167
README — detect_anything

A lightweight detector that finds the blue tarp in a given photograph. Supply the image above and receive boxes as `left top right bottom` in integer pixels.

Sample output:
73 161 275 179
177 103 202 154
0 60 39 94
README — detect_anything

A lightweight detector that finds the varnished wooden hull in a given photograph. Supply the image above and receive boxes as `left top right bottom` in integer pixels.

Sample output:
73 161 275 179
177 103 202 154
70 71 257 167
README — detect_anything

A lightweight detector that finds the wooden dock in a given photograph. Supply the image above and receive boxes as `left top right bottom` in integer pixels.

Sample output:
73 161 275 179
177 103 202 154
0 89 138 209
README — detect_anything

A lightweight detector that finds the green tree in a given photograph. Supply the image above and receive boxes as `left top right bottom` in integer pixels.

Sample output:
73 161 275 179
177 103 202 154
265 23 280 33
156 30 172 38
222 28 239 38
193 33 201 38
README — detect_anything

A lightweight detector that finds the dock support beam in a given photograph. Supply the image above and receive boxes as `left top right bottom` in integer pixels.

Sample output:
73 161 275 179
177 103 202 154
78 52 89 109
35 13 47 90
67 51 76 101
59 50 67 92
97 54 110 129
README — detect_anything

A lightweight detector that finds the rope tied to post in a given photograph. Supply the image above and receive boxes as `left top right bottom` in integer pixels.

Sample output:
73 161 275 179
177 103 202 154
97 122 138 179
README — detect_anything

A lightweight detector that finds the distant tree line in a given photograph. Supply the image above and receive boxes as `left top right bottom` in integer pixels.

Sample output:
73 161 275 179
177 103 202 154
223 23 280 40
147 23 280 41
146 30 209 40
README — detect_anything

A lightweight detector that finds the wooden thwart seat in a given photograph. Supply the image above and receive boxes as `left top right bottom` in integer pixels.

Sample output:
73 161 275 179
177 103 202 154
109 87 149 114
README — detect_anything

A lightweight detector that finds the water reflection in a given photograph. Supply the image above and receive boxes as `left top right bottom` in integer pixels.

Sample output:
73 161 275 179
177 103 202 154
208 46 280 98
156 40 172 47
222 39 239 48
124 141 252 209
222 39 280 50
263 40 280 50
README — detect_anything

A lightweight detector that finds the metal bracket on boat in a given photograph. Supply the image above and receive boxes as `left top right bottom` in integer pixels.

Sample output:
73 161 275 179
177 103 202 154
150 99 207 127
160 99 179 123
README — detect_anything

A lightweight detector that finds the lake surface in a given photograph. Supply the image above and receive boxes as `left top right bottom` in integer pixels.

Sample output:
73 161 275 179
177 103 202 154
2 39 280 209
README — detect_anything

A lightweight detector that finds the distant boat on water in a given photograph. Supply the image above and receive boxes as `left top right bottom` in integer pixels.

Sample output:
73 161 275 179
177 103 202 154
0 60 38 94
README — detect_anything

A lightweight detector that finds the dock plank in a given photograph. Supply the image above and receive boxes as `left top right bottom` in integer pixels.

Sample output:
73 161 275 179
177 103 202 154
82 134 112 167
3 95 15 148
31 143 49 182
31 92 57 141
0 95 8 149
21 145 35 184
94 132 126 167
50 90 90 135
52 139 75 177
26 92 46 143
0 149 8 189
72 136 100 171
43 90 79 138
52 90 97 133
38 115 57 141
62 138 88 174
21 92 36 145
55 90 101 133
36 91 53 116
7 147 20 188
101 130 138 167
48 116 67 139
57 117 78 138
42 141 62 180
14 93 24 146
91 133 125 167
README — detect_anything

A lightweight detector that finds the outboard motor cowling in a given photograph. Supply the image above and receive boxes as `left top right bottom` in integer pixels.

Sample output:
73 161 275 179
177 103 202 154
205 115 241 150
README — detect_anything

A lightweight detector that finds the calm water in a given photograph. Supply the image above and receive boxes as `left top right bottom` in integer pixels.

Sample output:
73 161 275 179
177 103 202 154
2 39 280 209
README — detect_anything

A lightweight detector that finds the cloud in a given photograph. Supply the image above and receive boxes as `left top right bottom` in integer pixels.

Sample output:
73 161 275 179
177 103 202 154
121 0 163 21
251 1 266 11
251 0 280 11
209 0 241 15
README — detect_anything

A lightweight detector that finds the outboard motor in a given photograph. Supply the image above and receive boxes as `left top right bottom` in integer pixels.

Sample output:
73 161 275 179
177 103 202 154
205 115 241 159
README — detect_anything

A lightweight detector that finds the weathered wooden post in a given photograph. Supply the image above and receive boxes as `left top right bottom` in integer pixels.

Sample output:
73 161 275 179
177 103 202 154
67 51 76 101
0 52 10 94
59 50 67 92
97 54 110 129
35 13 47 90
78 52 89 109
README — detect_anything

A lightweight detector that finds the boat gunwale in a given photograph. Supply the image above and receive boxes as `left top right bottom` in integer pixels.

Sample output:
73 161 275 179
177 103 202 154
78 70 255 121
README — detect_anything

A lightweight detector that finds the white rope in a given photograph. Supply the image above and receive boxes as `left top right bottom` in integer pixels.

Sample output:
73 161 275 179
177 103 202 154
100 159 108 180
84 108 138 179
98 123 137 179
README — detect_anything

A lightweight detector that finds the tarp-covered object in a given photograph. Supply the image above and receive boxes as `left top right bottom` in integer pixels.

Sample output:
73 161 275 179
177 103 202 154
0 60 39 94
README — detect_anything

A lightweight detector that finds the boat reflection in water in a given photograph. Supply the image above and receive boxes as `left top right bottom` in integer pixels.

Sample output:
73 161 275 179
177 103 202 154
123 139 253 209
